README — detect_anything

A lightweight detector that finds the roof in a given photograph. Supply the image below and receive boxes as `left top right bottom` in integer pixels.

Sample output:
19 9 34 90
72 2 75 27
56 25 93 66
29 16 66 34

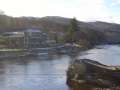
25 29 42 33
2 29 42 34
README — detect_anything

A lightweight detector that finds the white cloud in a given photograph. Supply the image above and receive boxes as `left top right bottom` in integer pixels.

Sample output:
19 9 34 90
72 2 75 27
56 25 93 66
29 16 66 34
0 0 119 23
111 0 120 6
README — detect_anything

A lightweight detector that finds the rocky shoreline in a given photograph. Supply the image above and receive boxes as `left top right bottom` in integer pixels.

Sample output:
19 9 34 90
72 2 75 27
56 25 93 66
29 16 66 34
66 59 120 90
0 44 83 59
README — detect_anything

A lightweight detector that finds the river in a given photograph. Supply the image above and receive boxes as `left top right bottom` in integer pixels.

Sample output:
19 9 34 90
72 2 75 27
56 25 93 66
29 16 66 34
0 54 71 90
78 45 120 66
0 45 120 90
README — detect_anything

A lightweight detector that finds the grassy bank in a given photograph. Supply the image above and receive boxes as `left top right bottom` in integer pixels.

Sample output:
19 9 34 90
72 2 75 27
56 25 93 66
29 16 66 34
0 48 25 52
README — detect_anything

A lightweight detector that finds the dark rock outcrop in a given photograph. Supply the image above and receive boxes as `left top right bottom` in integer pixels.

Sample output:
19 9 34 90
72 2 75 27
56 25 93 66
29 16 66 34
67 59 120 88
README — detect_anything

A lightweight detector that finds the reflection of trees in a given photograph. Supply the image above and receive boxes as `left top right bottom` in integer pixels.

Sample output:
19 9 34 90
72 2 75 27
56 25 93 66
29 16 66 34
68 83 95 90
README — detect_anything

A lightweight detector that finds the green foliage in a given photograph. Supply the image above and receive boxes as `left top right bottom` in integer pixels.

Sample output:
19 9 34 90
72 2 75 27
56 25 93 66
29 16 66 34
0 14 105 48
65 18 79 43
64 18 104 48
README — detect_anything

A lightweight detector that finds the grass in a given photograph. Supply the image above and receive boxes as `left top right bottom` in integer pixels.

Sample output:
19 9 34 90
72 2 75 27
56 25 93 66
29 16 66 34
0 48 25 52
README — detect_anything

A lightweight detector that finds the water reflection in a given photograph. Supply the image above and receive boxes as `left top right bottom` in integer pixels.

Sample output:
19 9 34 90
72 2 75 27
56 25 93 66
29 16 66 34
0 45 119 90
0 54 71 90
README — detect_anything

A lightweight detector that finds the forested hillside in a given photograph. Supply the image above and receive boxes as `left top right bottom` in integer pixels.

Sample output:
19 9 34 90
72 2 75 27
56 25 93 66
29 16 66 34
0 15 120 47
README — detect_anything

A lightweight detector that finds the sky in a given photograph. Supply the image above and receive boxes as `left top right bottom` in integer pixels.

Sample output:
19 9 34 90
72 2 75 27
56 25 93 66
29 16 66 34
0 0 120 23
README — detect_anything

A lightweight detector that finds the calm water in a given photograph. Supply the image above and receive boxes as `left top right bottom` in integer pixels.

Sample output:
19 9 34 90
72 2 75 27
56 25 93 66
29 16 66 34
0 45 120 90
0 54 71 90
78 45 120 65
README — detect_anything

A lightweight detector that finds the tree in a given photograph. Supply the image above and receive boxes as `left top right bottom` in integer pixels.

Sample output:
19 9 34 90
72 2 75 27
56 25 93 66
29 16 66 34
65 17 79 43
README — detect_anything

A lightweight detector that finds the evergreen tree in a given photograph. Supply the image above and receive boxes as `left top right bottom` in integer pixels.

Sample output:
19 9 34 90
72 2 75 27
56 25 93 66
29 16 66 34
66 17 79 43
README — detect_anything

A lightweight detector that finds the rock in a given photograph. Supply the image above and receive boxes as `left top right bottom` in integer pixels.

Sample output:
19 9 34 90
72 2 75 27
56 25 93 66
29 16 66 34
66 59 120 88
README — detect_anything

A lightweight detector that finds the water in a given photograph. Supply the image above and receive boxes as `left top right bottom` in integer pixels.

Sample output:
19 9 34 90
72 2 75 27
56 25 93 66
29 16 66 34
0 54 71 90
78 45 120 66
0 45 120 90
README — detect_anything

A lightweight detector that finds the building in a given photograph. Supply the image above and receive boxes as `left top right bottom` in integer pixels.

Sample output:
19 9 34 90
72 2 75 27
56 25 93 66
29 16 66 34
24 29 48 48
2 29 49 49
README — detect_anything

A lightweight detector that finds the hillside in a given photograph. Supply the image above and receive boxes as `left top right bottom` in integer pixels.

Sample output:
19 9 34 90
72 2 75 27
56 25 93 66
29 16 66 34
0 15 120 45
39 16 120 44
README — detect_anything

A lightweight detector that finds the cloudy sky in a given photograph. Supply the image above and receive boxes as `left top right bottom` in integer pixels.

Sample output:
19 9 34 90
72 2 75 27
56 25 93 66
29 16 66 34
0 0 120 23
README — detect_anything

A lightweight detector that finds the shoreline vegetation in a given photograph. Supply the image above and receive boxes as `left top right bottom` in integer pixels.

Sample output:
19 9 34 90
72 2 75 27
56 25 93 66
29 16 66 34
0 18 97 58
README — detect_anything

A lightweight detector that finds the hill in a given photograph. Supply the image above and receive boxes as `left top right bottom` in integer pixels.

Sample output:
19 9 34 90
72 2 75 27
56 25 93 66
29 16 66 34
0 15 120 46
